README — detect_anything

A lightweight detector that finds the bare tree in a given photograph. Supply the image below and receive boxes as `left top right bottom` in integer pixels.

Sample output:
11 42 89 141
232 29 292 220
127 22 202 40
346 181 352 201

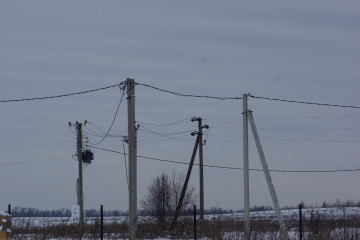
141 170 196 231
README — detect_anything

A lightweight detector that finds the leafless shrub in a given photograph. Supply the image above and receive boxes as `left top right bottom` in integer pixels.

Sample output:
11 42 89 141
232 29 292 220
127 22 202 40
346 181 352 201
140 170 196 235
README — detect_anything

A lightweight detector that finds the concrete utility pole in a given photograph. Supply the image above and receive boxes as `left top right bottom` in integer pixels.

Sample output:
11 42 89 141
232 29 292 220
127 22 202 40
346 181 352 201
76 122 84 225
127 78 137 240
243 94 250 240
248 111 289 240
171 135 200 230
198 118 204 221
191 117 209 221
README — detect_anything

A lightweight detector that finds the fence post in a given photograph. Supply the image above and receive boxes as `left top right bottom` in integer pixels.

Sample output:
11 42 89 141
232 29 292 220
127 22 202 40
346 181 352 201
299 204 303 240
194 205 197 240
101 205 104 240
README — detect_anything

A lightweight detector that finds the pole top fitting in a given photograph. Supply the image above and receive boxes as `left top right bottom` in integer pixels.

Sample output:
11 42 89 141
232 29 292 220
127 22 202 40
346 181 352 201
191 131 198 136
191 117 199 122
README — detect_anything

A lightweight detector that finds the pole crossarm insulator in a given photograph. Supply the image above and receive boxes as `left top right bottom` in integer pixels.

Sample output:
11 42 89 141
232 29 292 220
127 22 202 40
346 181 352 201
191 131 199 136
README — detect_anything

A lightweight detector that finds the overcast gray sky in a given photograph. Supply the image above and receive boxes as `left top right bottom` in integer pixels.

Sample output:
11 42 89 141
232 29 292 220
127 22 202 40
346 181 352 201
1 0 360 212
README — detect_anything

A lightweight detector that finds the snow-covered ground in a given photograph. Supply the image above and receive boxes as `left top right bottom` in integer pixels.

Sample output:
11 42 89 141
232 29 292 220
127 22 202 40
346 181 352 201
12 207 360 227
207 206 360 221
11 207 360 240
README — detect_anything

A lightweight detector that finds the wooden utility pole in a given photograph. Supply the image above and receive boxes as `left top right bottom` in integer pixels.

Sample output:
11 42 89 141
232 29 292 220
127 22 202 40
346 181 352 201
127 78 137 240
243 94 250 240
77 122 84 225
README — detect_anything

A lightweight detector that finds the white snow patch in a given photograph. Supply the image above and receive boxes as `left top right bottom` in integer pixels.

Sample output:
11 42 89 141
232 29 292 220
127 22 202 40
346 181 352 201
0 211 10 216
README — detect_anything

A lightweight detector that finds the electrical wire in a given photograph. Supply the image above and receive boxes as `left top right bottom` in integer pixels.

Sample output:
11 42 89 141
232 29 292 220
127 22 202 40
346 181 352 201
138 138 175 146
210 126 360 130
199 131 360 143
205 115 360 121
135 82 360 108
137 133 196 145
122 140 129 192
135 82 242 100
0 83 124 103
0 140 72 152
85 124 106 135
255 115 360 120
91 83 126 145
259 127 360 130
0 153 73 167
203 128 210 145
88 145 360 174
138 129 194 141
137 125 194 141
250 95 360 109
139 125 193 136
68 125 77 136
2 80 359 110
136 117 191 127
262 137 360 143
83 128 126 139
138 130 194 141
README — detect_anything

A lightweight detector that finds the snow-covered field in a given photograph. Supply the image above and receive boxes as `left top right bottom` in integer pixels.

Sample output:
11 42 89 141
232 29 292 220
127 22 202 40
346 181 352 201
12 207 360 227
11 207 360 240
212 206 360 221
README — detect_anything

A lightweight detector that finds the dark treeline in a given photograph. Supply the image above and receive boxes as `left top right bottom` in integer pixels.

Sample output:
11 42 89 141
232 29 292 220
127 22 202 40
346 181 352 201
9 199 360 217
11 207 71 217
282 199 360 210
11 206 128 218
8 206 275 217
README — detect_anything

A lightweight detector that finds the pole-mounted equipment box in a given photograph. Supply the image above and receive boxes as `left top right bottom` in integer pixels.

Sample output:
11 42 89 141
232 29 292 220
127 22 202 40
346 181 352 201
82 150 94 164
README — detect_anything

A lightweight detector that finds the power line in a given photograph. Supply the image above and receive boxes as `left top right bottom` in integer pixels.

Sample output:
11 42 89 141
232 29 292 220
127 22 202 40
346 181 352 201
205 114 360 121
250 95 360 109
262 137 360 143
2 80 359 110
90 83 127 145
0 140 72 152
0 153 73 167
138 129 194 141
210 126 360 130
135 82 242 100
256 114 360 120
137 125 194 141
135 82 360 108
84 123 360 143
206 131 360 143
83 129 125 139
136 117 191 127
0 83 124 103
138 125 193 136
86 123 106 134
138 138 176 146
122 139 129 191
89 145 360 173
259 126 360 130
